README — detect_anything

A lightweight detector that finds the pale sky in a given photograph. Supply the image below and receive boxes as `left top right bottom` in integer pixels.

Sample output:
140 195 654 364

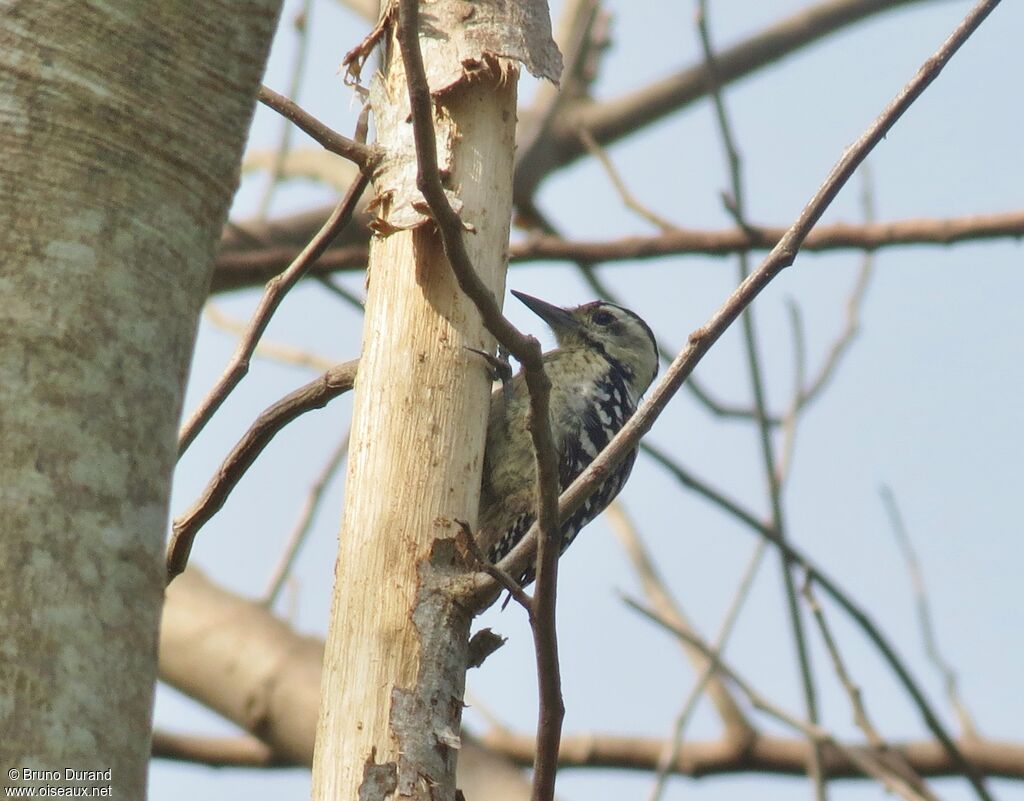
154 2 1024 799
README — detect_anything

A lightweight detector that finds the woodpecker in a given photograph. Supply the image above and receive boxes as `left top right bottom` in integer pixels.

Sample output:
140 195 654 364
476 291 659 586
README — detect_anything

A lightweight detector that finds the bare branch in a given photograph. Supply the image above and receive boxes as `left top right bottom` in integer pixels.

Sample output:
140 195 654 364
694 3 826 791
177 172 370 458
159 571 1024 783
257 85 378 170
479 731 1024 781
641 442 770 535
880 485 981 739
515 0 607 217
578 128 679 232
204 302 336 372
624 597 939 801
515 211 1024 263
455 521 534 615
517 0 936 195
798 166 877 409
776 298 807 482
167 360 358 582
151 730 288 768
806 586 949 801
255 2 316 218
660 540 766 742
211 209 1024 291
261 430 351 607
617 516 765 801
160 569 541 800
315 274 365 311
801 580 886 750
606 502 754 741
734 521 994 801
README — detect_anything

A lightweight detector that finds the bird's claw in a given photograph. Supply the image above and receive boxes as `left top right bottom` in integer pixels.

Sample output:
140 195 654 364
464 344 512 383
465 345 514 389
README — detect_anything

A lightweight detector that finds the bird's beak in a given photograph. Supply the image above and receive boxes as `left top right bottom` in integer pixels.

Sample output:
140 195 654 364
511 291 579 335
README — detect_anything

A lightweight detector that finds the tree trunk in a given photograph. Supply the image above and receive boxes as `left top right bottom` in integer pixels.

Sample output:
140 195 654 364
310 35 518 801
0 3 281 797
161 569 538 800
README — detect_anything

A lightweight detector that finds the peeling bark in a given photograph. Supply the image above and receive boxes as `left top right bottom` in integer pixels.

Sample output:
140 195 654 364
386 542 472 800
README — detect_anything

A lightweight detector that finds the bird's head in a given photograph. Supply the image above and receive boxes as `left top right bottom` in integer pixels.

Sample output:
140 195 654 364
512 291 659 396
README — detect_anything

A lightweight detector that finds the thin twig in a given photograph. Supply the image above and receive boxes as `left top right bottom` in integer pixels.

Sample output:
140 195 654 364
798 165 877 409
801 578 943 801
455 521 534 614
204 303 336 373
776 298 807 483
694 5 825 794
211 209 1024 292
578 128 679 232
514 0 606 213
167 360 358 582
680 541 767 734
393 4 565 799
520 0 934 191
642 538 767 801
623 597 937 801
606 502 753 738
315 274 366 311
256 0 315 218
880 485 980 740
803 578 884 748
261 430 351 607
177 172 370 458
754 520 992 801
257 85 377 169
641 442 772 536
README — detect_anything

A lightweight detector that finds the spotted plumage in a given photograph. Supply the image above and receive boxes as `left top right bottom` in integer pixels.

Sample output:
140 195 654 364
476 291 659 586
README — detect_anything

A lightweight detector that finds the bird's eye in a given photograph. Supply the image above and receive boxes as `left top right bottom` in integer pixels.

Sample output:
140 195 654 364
592 310 615 326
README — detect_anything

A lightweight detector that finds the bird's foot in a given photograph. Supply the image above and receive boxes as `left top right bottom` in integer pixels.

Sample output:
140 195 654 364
465 345 514 398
